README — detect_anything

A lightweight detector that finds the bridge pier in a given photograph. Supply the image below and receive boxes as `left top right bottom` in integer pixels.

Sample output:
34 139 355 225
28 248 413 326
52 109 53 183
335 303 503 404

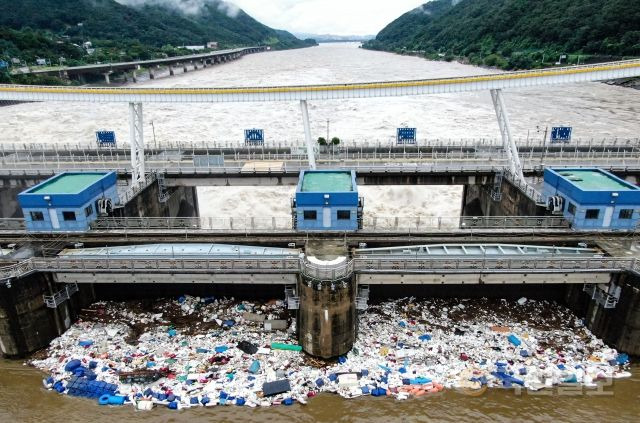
103 72 112 85
148 68 155 80
169 66 174 76
131 69 137 83
298 256 357 358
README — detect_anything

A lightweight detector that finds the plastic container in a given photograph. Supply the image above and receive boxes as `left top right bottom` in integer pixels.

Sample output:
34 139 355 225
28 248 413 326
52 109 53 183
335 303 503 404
271 343 302 352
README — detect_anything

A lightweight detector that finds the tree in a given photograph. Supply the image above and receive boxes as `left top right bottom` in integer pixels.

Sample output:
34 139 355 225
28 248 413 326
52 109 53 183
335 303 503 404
317 137 327 146
331 137 340 145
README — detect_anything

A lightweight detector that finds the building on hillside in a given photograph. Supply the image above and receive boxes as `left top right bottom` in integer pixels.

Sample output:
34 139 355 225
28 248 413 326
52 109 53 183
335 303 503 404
207 41 219 49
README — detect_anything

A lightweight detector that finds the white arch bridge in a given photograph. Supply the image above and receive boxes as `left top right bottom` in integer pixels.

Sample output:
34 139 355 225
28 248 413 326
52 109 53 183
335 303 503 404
1 60 639 189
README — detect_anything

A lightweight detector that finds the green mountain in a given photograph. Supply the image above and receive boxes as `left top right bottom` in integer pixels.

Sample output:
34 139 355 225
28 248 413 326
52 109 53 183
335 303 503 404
0 0 314 70
364 0 640 69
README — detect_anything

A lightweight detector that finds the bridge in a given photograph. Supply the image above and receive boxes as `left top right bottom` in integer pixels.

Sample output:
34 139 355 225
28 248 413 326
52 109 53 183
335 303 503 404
0 242 629 286
2 60 640 359
2 59 639 192
13 47 266 84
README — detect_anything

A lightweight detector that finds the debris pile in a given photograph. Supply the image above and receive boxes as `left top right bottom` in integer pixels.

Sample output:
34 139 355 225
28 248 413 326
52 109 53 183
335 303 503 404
32 296 631 410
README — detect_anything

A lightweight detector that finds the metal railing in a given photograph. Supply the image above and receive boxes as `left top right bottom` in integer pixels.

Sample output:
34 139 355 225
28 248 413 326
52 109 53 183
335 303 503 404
503 168 546 204
3 147 640 170
1 256 300 281
85 215 571 232
301 259 354 281
43 282 78 308
90 216 295 232
2 255 640 283
0 137 638 155
353 256 634 274
0 215 571 233
582 284 619 309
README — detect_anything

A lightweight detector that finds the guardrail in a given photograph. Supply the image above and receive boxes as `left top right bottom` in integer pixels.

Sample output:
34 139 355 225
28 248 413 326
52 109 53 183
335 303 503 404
2 147 640 164
1 255 637 283
353 256 635 274
503 168 546 204
0 256 300 281
2 137 639 153
84 215 569 233
301 259 354 281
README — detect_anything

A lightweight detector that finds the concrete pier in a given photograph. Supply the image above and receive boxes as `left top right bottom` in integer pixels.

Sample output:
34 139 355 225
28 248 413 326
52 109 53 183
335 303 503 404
566 272 640 355
461 178 546 217
119 181 199 219
297 274 357 358
0 273 95 357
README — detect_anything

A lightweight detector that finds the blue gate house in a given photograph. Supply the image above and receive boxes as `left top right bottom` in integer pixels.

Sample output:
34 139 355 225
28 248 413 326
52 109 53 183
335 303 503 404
293 170 362 231
18 172 119 232
543 168 640 230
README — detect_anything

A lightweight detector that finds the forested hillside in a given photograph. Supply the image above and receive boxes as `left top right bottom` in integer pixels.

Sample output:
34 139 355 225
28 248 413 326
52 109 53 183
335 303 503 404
364 0 640 69
0 0 314 82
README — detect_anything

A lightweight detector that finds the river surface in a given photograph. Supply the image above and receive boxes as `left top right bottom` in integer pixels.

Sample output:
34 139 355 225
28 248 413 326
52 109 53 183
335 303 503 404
1 358 639 422
1 43 639 219
2 44 640 420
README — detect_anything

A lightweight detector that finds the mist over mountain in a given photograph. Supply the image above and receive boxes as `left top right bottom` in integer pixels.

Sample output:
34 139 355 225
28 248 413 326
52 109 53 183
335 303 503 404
0 0 314 69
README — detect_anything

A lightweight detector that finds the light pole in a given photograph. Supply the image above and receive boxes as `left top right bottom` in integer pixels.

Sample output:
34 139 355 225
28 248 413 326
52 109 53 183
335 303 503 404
538 125 549 165
151 120 157 149
326 119 330 143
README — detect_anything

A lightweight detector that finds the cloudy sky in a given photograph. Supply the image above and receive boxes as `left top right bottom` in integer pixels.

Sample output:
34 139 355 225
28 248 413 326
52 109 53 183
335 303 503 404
231 0 430 35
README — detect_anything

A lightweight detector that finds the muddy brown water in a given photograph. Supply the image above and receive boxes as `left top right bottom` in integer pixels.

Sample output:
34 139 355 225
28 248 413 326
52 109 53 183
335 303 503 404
1 359 638 422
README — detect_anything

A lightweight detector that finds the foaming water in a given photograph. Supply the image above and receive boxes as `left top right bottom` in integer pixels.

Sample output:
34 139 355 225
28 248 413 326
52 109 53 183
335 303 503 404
1 43 638 145
3 43 639 217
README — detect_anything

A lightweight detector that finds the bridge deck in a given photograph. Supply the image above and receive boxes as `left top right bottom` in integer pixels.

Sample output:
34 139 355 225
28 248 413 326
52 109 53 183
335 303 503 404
3 59 640 103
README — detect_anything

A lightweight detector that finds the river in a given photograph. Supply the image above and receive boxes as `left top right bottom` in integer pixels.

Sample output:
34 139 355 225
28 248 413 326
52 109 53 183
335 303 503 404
1 43 640 420
1 358 638 422
1 43 639 219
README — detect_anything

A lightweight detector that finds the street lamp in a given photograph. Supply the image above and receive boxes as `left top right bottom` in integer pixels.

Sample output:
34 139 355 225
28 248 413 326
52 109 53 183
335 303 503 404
537 125 549 166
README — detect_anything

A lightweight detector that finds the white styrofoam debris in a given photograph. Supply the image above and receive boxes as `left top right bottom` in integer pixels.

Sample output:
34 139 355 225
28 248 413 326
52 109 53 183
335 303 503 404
32 296 631 411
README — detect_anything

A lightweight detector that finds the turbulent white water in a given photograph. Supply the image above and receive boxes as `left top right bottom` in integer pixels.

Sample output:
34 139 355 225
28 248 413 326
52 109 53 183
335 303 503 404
2 43 638 218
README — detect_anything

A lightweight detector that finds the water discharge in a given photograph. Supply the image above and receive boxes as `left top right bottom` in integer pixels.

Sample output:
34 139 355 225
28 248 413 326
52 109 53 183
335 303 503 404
1 43 638 218
2 43 640 420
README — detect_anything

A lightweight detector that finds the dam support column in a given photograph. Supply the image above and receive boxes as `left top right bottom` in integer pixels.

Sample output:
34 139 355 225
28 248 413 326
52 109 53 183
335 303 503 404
299 100 316 169
298 258 356 358
128 102 145 189
566 271 640 355
0 272 95 358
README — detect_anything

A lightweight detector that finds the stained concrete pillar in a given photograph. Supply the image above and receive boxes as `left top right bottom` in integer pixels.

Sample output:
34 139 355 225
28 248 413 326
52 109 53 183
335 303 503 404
297 262 356 359
120 182 199 218
132 69 137 83
149 69 155 80
103 72 111 84
169 66 174 76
